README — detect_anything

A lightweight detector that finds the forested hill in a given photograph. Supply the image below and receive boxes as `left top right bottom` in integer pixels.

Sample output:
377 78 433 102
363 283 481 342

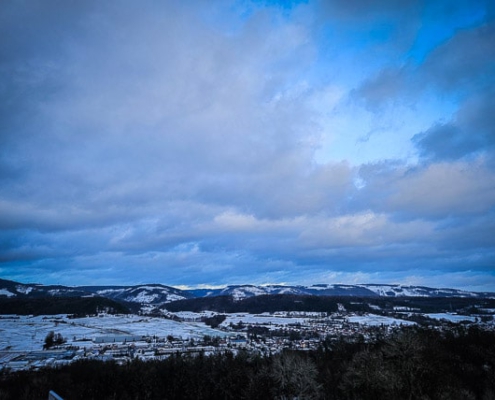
0 296 129 316
164 294 340 313
163 293 495 315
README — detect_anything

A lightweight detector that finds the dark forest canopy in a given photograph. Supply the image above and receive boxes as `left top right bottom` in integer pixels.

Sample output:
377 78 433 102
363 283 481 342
0 297 129 316
1 292 494 318
163 293 495 315
164 294 340 313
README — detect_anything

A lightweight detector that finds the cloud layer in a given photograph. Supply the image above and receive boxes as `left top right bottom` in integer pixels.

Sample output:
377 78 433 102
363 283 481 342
1 0 494 290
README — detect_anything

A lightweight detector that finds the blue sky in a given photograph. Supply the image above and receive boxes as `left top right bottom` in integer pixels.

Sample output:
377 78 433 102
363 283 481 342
1 0 494 290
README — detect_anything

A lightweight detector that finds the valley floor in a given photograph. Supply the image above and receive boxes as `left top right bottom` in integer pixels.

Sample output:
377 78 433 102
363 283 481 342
1 308 493 372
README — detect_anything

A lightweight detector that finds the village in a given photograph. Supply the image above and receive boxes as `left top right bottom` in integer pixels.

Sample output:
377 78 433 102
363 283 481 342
1 307 491 372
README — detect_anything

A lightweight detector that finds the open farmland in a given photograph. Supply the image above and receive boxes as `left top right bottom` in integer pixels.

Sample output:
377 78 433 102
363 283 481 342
0 314 228 352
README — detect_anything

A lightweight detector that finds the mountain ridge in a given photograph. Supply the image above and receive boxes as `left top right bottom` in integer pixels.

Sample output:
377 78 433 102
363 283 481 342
1 278 494 310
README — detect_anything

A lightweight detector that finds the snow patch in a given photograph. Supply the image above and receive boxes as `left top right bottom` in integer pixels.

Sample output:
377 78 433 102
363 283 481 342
97 289 125 295
220 313 308 327
126 291 160 303
0 289 15 297
48 289 75 295
166 294 186 302
15 286 33 295
426 313 476 323
348 314 416 326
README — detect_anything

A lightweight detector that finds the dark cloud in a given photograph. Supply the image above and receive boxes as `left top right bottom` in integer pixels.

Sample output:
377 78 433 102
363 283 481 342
421 22 495 94
413 90 495 160
352 67 410 111
412 123 477 161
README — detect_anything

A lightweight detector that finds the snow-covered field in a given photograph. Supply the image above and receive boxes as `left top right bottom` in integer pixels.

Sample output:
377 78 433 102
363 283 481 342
220 313 309 328
1 310 487 353
0 314 228 352
172 311 217 320
347 314 416 326
425 313 477 323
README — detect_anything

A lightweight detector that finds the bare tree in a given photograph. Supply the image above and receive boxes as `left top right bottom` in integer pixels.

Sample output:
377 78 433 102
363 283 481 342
271 352 321 400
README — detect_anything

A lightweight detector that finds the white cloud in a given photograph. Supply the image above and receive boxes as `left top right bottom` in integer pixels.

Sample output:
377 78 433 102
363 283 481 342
389 160 495 218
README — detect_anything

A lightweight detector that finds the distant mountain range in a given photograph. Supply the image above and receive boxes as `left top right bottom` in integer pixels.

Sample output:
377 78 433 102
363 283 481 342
1 279 493 309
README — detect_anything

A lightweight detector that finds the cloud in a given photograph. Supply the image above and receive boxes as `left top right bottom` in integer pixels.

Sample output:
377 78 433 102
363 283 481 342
355 160 495 220
389 161 495 218
0 0 494 290
317 0 421 23
352 67 410 111
350 7 495 173
353 11 495 108
0 0 322 226
413 90 495 160
421 22 495 94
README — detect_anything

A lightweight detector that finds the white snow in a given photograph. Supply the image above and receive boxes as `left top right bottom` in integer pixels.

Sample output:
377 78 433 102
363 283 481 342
166 294 186 302
277 288 293 294
357 285 427 297
347 314 416 326
133 286 168 291
0 289 15 297
228 287 266 300
307 285 330 290
97 289 125 295
426 313 476 323
48 289 75 295
126 291 160 303
15 286 33 295
172 311 217 320
220 313 308 327
0 314 228 352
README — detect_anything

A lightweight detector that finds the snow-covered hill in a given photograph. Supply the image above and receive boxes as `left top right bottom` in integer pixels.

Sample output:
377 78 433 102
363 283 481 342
0 279 90 299
186 283 492 301
189 285 308 300
0 279 189 307
86 284 189 305
304 283 484 298
355 284 478 298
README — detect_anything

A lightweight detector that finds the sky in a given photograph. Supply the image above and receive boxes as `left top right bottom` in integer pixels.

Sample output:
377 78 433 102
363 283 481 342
1 0 495 291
